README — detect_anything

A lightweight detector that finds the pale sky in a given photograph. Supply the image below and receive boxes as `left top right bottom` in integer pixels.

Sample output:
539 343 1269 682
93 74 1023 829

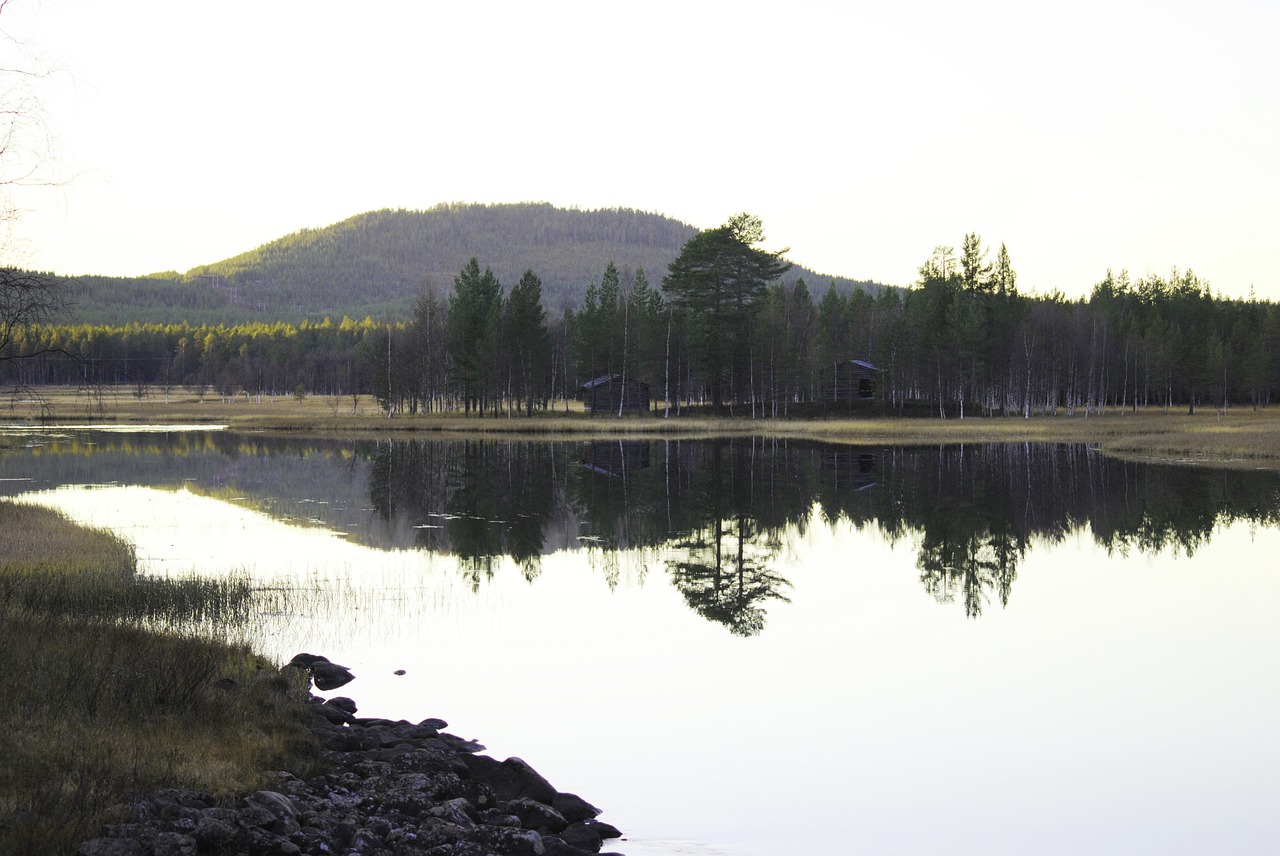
3 0 1277 299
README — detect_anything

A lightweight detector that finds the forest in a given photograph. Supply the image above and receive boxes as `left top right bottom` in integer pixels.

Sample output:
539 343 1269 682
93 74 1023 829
4 215 1279 418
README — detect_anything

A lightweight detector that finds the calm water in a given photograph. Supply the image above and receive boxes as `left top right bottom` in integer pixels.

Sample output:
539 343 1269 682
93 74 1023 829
3 428 1280 855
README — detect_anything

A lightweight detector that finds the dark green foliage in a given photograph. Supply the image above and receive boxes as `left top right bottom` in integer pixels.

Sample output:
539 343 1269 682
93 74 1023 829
663 214 792 407
505 270 552 416
446 258 504 415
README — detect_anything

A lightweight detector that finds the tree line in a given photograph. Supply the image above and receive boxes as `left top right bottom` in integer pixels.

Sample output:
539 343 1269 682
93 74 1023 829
5 215 1280 417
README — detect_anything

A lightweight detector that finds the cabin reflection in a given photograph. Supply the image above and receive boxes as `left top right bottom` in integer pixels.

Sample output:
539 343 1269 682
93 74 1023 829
821 447 878 491
581 441 652 477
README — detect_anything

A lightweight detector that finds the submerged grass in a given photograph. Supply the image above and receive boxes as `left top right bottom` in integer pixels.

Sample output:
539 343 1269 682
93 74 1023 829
0 501 321 855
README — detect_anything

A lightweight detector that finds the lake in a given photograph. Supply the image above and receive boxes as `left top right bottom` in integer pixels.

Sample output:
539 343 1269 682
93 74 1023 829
3 427 1279 855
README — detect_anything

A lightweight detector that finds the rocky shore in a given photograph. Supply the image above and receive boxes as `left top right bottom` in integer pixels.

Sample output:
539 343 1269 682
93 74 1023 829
76 660 624 856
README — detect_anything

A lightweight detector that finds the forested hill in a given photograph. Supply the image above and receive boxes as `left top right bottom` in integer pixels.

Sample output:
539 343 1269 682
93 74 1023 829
65 203 884 325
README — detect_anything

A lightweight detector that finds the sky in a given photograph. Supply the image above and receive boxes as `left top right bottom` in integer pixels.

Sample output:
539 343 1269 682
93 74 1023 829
2 0 1277 299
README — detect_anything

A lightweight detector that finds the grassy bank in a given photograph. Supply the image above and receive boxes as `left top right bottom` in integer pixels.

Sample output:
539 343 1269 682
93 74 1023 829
9 385 1280 470
0 502 320 855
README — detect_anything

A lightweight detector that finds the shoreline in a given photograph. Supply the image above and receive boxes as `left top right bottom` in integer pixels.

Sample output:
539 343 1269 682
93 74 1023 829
6 386 1280 472
76 668 626 856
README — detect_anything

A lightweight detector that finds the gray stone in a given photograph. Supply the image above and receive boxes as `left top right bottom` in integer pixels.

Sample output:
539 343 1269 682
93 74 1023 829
191 815 237 849
150 831 197 856
75 839 145 856
310 661 355 690
504 797 568 832
72 692 618 856
559 821 604 853
326 696 358 715
551 792 602 824
462 755 557 803
582 818 622 840
249 790 298 820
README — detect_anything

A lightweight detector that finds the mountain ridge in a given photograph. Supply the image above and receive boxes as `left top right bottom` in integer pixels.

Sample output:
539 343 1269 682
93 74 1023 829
67 202 885 325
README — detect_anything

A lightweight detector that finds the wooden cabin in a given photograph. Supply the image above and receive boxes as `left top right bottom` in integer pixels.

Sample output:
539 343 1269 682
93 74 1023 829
828 359 880 403
581 373 650 415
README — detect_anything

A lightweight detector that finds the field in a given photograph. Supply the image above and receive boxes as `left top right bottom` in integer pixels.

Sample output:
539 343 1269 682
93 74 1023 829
7 385 1280 470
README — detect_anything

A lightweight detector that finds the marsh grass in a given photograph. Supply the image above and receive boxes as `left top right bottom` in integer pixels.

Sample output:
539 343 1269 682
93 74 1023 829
11 386 1280 471
0 501 321 855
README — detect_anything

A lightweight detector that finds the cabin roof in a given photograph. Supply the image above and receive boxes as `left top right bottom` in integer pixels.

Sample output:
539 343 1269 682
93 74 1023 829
581 373 621 390
581 373 648 390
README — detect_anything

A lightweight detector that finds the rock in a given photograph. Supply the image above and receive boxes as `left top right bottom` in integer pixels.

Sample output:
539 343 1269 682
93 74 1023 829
583 818 623 840
326 696 358 715
310 660 355 690
462 755 558 804
312 702 352 724
542 837 600 856
285 652 327 669
435 796 479 830
248 789 299 827
76 839 146 856
504 797 569 832
235 825 301 855
552 792 602 823
190 815 237 849
149 832 196 856
559 820 605 853
72 686 620 856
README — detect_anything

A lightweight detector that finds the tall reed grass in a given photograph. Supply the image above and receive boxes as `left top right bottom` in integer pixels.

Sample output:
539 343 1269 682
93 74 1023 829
0 501 321 855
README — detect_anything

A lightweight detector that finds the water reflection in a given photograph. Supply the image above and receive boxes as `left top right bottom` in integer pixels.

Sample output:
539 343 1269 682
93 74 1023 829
6 431 1280 630
370 438 1280 625
7 429 1279 855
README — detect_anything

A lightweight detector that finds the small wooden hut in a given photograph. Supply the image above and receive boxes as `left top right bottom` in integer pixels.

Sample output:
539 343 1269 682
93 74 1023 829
828 360 880 403
581 373 650 415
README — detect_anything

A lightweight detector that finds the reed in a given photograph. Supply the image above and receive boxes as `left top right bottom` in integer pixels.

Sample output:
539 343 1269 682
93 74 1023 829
0 501 321 855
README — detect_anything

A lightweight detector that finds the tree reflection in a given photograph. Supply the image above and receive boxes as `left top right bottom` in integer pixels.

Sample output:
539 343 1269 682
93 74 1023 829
657 443 793 635
369 439 559 588
364 435 1280 625
10 428 1275 630
669 512 791 636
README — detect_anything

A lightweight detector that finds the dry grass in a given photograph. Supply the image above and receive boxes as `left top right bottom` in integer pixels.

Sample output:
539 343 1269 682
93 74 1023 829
0 501 320 855
8 385 1280 469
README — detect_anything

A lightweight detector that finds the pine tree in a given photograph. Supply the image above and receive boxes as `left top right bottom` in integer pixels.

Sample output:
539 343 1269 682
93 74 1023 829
505 269 551 416
446 258 503 415
662 214 790 407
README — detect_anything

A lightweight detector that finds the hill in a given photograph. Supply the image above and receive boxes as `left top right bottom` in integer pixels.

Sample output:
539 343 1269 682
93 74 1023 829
64 203 886 325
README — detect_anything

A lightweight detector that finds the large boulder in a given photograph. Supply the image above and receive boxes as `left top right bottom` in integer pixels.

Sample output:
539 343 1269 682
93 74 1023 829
462 755 557 804
310 660 355 690
285 652 356 690
552 792 602 824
